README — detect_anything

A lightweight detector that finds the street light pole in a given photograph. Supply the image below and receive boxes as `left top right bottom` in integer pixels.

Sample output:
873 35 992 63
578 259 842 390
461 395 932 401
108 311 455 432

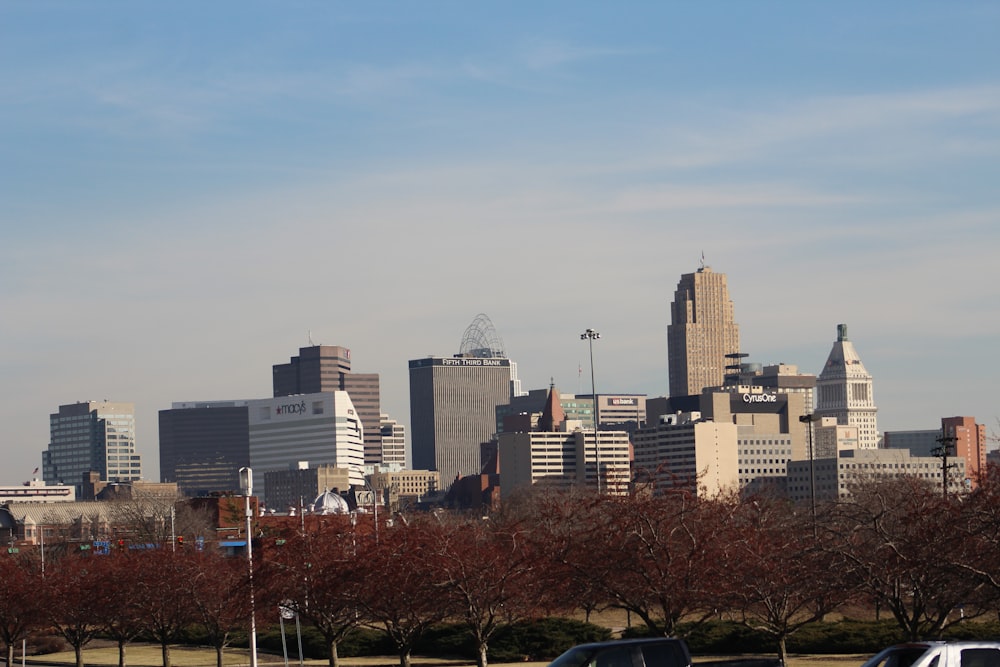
239 467 259 667
580 329 601 494
798 414 819 536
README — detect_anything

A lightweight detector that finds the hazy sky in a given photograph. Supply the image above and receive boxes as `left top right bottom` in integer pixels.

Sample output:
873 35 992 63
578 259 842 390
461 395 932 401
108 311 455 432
3 2 999 485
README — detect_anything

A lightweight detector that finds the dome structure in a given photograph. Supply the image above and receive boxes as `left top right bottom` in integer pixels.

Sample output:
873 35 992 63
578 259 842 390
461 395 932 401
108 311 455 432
311 489 350 515
459 313 506 358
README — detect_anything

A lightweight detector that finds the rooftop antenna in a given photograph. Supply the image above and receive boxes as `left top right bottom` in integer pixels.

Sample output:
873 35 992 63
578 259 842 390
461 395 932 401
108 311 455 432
699 250 707 271
308 330 316 346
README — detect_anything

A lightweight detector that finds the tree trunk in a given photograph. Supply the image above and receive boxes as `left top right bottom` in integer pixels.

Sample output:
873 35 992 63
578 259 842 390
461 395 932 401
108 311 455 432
328 639 340 667
398 648 411 667
777 636 787 665
7 643 16 667
216 645 224 667
118 638 127 667
75 643 84 667
161 642 171 667
476 642 489 667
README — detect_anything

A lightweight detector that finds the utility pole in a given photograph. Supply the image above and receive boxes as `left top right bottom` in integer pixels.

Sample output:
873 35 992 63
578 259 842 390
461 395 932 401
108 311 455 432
932 433 958 498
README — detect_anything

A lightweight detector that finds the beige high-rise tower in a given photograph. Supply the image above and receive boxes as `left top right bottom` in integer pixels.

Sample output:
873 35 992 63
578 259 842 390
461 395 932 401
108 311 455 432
815 324 879 449
667 263 741 397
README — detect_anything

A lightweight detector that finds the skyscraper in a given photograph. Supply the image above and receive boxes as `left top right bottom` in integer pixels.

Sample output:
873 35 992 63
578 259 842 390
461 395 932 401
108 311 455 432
273 345 383 465
158 401 250 496
409 314 521 489
941 416 987 487
43 401 143 494
667 263 741 397
815 324 879 449
247 391 365 500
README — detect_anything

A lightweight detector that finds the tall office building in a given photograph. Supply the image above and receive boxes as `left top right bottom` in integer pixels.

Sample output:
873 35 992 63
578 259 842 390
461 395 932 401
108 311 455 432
273 345 384 465
247 391 365 500
409 356 516 489
667 263 741 397
941 416 987 487
43 401 142 494
158 401 250 497
815 324 879 449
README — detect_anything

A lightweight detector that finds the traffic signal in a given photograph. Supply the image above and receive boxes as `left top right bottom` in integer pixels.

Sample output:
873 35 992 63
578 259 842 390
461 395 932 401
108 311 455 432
176 536 184 546
117 539 125 550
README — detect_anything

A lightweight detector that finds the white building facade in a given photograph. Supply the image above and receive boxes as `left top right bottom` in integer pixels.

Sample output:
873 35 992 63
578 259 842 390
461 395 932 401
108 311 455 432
497 423 631 498
248 392 364 498
633 413 739 497
816 324 879 449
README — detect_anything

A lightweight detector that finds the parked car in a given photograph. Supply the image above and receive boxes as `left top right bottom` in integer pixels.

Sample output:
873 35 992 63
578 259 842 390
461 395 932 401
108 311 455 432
861 641 1000 667
546 637 783 667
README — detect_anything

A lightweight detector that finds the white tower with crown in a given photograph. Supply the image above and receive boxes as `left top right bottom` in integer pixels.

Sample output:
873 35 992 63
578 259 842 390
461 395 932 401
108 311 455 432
815 324 879 449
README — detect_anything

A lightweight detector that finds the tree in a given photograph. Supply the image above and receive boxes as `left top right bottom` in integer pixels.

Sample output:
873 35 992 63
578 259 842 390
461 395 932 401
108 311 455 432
91 553 145 667
952 462 1000 615
431 515 542 667
131 549 200 667
262 518 364 667
355 518 449 667
43 551 108 667
719 493 849 662
185 551 252 667
826 476 984 640
535 491 731 637
0 554 43 667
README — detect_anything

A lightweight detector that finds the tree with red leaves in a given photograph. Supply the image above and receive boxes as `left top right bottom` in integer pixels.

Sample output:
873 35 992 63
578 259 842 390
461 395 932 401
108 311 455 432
42 551 109 667
533 490 731 637
0 554 43 667
130 549 200 667
355 517 448 667
261 518 364 667
90 553 145 667
185 550 252 667
718 492 848 662
430 514 542 667
825 476 985 640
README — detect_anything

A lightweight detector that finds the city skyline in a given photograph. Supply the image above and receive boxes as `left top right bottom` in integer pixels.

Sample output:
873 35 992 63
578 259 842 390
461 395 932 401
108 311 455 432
2 3 999 485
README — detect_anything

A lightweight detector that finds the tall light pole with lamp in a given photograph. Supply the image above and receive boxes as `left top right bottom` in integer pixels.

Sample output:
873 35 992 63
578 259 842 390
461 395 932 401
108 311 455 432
798 414 820 536
239 467 259 667
580 329 601 494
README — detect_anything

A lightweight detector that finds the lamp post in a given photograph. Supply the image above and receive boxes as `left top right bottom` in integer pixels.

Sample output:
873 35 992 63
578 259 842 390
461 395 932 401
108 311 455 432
239 467 259 667
798 414 820 536
580 328 601 493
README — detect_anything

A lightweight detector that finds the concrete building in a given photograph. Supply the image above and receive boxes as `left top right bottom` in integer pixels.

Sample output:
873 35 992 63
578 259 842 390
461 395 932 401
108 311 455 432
667 263 741 397
273 345 385 466
369 468 441 511
633 412 739 497
262 462 352 513
0 479 75 504
379 414 407 468
43 401 142 495
248 391 364 500
409 355 517 489
883 429 940 456
750 364 817 413
700 387 807 492
788 447 967 502
496 389 646 433
158 401 250 497
498 424 631 498
816 324 879 449
942 416 988 487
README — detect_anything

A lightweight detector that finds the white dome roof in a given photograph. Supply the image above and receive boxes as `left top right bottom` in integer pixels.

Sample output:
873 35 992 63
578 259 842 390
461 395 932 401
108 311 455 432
311 489 349 515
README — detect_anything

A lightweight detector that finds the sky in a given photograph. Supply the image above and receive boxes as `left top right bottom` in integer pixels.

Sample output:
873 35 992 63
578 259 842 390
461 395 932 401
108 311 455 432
2 2 999 486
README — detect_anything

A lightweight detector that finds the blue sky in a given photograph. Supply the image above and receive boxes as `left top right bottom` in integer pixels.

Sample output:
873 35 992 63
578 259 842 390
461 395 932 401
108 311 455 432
2 2 999 484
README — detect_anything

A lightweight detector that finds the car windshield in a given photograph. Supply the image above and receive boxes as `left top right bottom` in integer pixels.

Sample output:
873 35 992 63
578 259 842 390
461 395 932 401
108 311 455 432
549 647 602 667
862 646 934 667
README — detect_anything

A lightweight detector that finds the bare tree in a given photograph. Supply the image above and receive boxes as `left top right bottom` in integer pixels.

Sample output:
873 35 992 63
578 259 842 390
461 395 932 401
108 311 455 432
826 476 984 640
43 551 108 667
131 549 200 667
719 492 849 662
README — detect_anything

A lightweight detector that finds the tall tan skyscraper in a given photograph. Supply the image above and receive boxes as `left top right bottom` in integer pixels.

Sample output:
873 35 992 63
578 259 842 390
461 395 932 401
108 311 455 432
667 264 741 397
